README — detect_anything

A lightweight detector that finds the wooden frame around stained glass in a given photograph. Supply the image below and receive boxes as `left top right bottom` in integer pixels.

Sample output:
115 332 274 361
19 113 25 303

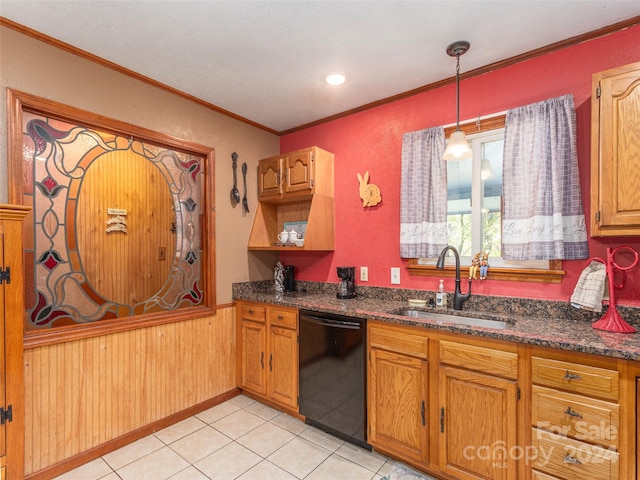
7 89 216 346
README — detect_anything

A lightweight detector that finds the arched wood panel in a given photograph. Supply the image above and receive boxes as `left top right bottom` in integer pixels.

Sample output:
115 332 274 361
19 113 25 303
76 149 174 305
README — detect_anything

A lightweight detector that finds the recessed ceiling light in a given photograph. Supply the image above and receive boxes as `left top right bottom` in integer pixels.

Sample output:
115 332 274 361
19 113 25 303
325 72 347 86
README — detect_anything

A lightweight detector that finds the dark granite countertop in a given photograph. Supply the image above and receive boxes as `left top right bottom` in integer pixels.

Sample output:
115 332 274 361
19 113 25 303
233 281 640 362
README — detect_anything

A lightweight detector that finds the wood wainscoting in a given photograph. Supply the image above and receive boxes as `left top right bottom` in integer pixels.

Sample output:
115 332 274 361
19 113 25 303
23 305 237 478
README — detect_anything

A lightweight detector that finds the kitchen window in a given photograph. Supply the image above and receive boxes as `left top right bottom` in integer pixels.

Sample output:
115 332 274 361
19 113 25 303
447 129 505 260
407 116 564 282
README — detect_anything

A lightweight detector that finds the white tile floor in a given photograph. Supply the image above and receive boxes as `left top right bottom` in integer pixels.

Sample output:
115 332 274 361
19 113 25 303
53 395 437 480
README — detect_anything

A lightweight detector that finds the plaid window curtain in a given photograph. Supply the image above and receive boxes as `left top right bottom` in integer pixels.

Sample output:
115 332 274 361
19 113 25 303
502 94 588 260
400 126 448 258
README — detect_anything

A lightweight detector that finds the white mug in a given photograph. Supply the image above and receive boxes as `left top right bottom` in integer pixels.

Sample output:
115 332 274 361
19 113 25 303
288 229 299 242
277 231 289 243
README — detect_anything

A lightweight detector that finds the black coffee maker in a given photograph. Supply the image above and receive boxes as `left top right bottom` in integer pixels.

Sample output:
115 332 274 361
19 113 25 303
283 265 296 292
336 266 356 299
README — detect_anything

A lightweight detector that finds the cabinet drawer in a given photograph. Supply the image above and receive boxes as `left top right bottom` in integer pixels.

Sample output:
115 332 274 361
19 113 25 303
532 471 562 480
532 386 619 448
241 303 266 322
531 357 619 401
532 428 619 480
439 340 518 379
268 307 297 329
369 322 428 359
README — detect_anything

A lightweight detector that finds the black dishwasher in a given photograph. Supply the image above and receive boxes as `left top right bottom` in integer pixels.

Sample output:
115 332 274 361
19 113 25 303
298 310 369 449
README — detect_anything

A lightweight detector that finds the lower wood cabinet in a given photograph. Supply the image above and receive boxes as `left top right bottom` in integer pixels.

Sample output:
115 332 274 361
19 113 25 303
236 301 298 412
438 367 518 479
367 327 638 480
368 321 429 465
239 310 267 395
235 304 640 480
267 322 298 407
438 339 519 480
367 322 521 479
530 348 630 480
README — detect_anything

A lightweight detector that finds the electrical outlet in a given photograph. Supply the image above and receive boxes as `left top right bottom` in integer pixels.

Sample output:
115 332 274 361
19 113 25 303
157 246 167 260
391 267 400 285
360 266 368 282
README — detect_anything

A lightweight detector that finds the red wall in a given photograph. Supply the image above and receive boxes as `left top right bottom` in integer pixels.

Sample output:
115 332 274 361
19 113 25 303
280 25 640 307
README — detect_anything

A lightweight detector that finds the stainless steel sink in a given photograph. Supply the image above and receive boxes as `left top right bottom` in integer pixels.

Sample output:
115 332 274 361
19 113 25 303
392 308 512 330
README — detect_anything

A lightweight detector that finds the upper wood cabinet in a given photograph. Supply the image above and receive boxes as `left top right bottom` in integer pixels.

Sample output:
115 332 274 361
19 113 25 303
258 156 282 199
590 61 640 236
249 146 335 251
258 148 319 199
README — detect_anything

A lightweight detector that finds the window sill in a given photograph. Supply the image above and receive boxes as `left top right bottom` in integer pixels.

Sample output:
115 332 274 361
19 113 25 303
407 260 564 284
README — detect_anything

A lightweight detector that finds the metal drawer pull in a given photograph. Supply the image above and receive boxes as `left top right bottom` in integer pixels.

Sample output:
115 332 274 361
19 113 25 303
563 455 582 465
421 401 425 426
565 406 583 419
564 370 582 381
269 354 273 371
260 352 264 369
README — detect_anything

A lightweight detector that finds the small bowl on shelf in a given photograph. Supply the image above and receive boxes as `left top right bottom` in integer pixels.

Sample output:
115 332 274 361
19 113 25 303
294 239 305 247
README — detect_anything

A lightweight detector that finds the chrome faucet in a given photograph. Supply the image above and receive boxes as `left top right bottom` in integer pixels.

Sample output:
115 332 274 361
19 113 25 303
436 246 471 310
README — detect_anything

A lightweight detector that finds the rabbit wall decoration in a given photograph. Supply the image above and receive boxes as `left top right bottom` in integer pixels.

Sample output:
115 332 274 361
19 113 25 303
357 171 381 207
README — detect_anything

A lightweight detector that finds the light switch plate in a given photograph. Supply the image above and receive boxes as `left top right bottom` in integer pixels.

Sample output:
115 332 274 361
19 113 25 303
360 266 368 282
391 267 400 284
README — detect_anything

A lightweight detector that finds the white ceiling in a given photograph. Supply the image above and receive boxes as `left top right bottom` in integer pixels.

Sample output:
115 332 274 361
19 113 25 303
1 1 639 133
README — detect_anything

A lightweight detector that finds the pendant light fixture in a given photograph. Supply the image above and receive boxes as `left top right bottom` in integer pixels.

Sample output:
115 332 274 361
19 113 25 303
443 41 472 161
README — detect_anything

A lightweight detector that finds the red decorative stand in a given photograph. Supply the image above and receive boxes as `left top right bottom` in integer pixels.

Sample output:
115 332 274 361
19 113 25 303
591 246 638 334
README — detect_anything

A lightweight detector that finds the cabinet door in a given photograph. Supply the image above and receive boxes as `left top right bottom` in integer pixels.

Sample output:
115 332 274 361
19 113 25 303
591 61 640 236
439 366 518 480
369 348 429 464
283 149 314 195
240 320 267 395
267 326 298 409
258 156 282 198
0 206 28 480
0 232 5 480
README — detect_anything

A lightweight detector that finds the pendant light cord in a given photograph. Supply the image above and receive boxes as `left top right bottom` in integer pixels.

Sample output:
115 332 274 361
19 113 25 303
455 54 461 132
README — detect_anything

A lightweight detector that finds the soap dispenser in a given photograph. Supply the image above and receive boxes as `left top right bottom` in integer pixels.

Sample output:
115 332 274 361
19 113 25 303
436 279 447 308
